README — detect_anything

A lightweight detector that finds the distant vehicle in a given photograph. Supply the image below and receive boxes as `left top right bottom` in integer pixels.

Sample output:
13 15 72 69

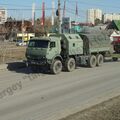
111 38 120 61
16 40 27 46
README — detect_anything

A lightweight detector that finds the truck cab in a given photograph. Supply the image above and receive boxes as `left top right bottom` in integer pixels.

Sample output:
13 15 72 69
26 36 62 73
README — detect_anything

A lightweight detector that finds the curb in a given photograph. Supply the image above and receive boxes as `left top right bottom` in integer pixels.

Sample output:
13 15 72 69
0 64 8 71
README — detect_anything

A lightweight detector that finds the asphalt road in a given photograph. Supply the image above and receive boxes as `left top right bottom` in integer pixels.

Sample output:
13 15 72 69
0 61 120 120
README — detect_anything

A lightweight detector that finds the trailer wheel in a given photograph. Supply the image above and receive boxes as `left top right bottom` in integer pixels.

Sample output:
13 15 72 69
96 54 104 66
50 60 62 74
65 58 76 72
112 57 118 61
88 55 97 68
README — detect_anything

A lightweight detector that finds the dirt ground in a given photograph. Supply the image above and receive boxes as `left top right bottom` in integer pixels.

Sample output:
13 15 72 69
0 42 26 64
60 95 120 120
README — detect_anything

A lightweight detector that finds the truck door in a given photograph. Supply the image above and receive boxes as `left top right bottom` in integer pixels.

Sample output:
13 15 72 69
49 41 59 58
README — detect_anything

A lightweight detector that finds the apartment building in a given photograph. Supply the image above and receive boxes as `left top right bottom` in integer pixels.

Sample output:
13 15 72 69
103 13 120 23
0 8 7 24
87 9 102 24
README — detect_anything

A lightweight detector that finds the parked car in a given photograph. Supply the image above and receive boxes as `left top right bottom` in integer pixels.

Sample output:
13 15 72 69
16 40 27 46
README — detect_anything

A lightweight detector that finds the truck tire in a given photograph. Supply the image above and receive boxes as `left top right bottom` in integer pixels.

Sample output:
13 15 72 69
65 58 76 72
112 57 118 61
88 55 97 68
50 60 62 74
96 54 104 66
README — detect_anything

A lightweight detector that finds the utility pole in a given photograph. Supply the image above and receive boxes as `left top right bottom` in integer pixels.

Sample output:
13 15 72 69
22 11 24 44
58 0 61 34
52 0 55 26
63 0 66 18
32 3 36 33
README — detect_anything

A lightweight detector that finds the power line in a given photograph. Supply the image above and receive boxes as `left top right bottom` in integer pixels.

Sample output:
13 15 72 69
1 1 120 12
66 0 120 10
1 1 120 10
0 3 32 8
0 1 117 9
3 8 55 11
0 3 47 8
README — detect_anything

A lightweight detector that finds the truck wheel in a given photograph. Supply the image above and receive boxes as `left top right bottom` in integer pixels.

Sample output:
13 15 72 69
96 54 104 66
88 55 97 68
112 57 118 61
50 60 62 74
65 58 76 72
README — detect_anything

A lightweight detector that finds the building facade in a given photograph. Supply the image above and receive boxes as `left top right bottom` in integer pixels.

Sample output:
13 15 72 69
87 9 102 25
103 13 120 23
0 8 7 24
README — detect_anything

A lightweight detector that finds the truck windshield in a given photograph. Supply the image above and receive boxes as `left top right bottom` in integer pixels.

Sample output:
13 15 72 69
28 40 49 48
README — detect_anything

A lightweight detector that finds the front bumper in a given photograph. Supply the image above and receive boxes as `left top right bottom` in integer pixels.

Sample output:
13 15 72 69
25 58 47 66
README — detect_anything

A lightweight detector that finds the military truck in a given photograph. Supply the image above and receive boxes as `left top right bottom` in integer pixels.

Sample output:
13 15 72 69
25 32 111 74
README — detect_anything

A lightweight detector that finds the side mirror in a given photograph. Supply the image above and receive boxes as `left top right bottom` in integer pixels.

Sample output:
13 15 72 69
50 42 55 48
50 44 53 48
